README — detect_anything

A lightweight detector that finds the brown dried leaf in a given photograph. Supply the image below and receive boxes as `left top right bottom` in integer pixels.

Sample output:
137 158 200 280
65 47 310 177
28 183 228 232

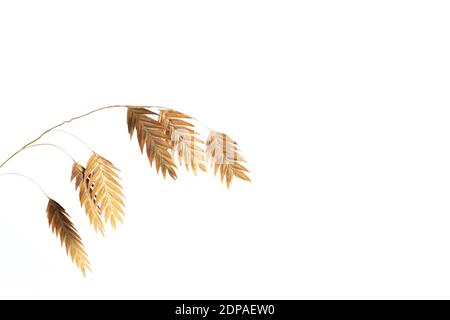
46 199 91 276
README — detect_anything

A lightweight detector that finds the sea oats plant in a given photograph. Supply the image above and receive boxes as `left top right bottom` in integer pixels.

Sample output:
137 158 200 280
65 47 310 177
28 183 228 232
0 106 250 275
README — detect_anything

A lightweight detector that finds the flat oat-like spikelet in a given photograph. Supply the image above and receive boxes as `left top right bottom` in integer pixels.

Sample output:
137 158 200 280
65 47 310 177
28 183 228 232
71 162 105 235
46 199 91 276
159 109 207 174
206 131 251 188
85 153 125 229
127 107 177 179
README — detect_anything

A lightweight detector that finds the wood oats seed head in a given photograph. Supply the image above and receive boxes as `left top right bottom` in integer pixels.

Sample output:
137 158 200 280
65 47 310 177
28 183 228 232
0 105 250 275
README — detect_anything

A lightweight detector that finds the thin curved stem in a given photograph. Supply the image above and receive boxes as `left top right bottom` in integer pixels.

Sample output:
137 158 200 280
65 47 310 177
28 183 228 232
25 143 77 163
0 105 127 169
0 173 49 198
0 104 211 170
51 129 94 152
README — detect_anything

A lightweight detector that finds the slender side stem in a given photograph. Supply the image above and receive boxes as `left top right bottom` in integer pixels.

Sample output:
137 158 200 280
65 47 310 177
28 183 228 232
25 143 77 163
0 144 77 199
0 173 49 198
52 129 94 152
0 105 128 169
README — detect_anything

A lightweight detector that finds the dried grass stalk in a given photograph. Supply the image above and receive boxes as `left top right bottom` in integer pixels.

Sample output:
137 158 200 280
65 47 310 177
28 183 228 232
206 131 251 188
2 105 251 276
127 107 177 179
46 199 91 276
159 109 207 174
71 162 105 235
85 153 125 229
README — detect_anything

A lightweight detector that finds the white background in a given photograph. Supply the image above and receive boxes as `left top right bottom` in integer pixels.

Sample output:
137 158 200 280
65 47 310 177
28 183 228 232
0 0 450 299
